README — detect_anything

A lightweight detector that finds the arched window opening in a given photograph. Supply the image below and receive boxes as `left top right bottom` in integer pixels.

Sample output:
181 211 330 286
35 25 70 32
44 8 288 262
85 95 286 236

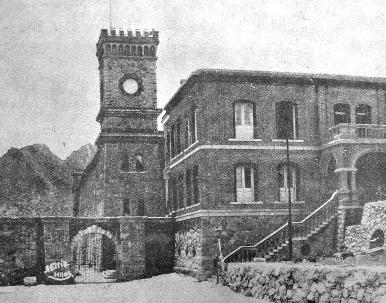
234 101 254 140
106 44 111 53
125 45 130 55
121 155 130 172
276 101 298 139
144 46 149 56
135 155 144 172
150 46 156 56
278 163 299 202
112 44 117 54
118 44 123 54
123 198 130 215
131 45 136 56
137 46 143 56
334 103 351 125
370 229 384 249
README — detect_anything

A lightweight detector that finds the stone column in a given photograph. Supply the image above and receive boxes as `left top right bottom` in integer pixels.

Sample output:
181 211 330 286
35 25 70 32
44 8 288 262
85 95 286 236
118 216 146 281
334 167 361 250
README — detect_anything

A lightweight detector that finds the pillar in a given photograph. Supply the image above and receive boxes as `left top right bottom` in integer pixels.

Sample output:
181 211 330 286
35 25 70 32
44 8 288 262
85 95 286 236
334 167 361 250
118 216 146 281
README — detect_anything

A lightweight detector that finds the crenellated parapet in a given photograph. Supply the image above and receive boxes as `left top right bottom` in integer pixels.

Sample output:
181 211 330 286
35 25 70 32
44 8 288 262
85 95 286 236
96 28 159 59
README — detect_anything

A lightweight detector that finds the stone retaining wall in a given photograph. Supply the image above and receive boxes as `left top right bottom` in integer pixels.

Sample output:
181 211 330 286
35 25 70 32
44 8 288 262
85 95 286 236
223 262 386 303
345 201 386 254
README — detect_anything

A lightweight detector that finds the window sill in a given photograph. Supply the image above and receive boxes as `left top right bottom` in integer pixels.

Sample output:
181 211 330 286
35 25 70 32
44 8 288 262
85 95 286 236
231 201 264 205
272 139 304 143
120 171 148 174
229 138 262 142
273 201 305 204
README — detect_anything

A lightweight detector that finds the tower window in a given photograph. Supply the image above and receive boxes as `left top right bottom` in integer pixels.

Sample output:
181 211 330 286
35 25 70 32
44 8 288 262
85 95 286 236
135 155 145 172
235 101 254 139
137 46 143 56
118 45 123 54
106 44 111 53
131 45 136 56
112 44 117 54
150 46 156 56
334 103 351 125
144 46 149 56
125 45 130 55
276 101 298 139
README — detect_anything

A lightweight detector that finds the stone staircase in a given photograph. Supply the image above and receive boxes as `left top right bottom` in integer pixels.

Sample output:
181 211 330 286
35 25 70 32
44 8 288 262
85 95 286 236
223 191 339 263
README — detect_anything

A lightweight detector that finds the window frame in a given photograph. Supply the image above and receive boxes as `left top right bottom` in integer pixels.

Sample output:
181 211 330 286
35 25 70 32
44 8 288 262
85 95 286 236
234 163 259 203
277 162 300 202
234 100 255 140
333 103 351 125
275 101 299 140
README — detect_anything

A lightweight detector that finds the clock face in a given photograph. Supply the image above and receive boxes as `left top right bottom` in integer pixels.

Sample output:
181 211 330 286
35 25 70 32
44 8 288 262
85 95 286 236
122 78 139 94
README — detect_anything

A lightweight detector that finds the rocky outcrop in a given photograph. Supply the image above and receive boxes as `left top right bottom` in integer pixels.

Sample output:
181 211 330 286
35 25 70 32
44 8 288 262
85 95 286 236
0 143 95 216
64 143 97 170
223 262 386 303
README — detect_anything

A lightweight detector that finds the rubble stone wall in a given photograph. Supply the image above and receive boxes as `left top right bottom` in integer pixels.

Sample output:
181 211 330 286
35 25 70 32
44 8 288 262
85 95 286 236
345 201 386 254
223 262 386 303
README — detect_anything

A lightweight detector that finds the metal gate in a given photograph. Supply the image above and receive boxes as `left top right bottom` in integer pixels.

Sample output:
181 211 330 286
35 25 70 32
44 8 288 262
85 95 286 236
71 226 118 283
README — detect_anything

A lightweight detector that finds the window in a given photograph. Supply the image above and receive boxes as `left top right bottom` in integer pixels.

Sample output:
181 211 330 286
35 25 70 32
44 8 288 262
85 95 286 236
170 177 177 211
166 130 171 161
131 45 136 56
175 120 182 155
235 165 257 203
123 198 130 215
177 174 184 209
192 165 199 205
191 108 198 143
121 155 130 172
334 103 351 125
135 155 144 172
356 104 371 124
144 46 149 56
170 125 175 158
186 169 192 206
235 102 254 139
278 163 299 202
185 116 191 148
150 46 156 56
137 46 143 56
137 199 144 216
276 101 298 139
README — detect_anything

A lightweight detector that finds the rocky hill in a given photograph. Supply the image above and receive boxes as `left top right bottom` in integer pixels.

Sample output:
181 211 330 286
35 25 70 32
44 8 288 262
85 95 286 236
0 144 96 217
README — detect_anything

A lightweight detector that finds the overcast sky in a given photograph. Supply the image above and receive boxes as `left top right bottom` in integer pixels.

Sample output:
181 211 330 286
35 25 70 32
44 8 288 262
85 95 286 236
1 0 386 159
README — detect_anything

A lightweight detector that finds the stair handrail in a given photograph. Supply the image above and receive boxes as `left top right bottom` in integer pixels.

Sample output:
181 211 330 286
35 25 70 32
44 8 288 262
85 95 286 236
223 190 339 263
293 190 339 225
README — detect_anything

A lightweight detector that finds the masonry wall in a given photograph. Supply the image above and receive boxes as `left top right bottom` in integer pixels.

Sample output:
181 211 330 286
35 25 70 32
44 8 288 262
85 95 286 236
77 151 105 217
103 141 165 217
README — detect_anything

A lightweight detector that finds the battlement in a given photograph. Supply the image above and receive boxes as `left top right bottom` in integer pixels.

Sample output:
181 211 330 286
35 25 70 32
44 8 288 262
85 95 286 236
97 28 159 58
99 28 159 42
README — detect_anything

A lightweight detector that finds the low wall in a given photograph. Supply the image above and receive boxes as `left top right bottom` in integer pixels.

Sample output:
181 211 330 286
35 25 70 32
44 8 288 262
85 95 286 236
223 262 386 303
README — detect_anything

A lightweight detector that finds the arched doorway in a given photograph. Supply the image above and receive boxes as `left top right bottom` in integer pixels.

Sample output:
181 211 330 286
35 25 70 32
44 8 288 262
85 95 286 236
71 225 118 283
356 152 386 204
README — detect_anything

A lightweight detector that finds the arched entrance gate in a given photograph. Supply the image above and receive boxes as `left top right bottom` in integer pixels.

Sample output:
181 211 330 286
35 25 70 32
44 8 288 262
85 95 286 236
71 225 118 283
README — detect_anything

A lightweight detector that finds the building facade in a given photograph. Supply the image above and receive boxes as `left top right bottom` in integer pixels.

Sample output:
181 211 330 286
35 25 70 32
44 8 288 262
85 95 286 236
73 29 386 277
162 69 386 273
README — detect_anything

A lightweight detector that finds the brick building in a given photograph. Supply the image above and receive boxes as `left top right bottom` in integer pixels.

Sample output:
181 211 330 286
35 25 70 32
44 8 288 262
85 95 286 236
73 29 386 277
163 69 386 273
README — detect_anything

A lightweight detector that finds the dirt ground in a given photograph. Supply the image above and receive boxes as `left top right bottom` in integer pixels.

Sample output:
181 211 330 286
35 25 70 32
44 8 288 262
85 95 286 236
0 273 264 303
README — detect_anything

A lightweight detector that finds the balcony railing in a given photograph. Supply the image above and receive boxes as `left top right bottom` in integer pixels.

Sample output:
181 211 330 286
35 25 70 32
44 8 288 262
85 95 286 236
324 124 386 144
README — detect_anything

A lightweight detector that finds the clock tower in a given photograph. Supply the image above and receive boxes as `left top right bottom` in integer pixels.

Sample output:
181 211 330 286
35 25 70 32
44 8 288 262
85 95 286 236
92 28 164 217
